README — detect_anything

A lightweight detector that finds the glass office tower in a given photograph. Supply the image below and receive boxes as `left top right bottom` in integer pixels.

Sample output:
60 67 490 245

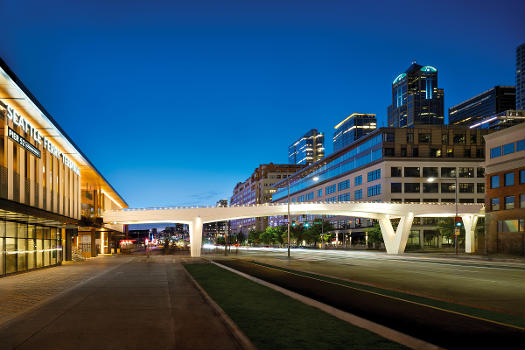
333 113 377 152
387 63 444 128
288 129 325 165
449 86 516 126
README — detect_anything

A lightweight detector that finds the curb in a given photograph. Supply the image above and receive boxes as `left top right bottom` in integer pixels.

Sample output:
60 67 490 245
212 261 442 350
182 263 257 350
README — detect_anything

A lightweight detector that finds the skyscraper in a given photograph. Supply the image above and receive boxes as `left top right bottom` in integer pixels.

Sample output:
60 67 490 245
333 113 377 152
387 63 444 128
288 129 325 165
516 43 525 110
448 86 516 126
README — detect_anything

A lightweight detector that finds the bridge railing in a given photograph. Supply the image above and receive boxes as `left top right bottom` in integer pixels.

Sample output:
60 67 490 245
109 201 484 212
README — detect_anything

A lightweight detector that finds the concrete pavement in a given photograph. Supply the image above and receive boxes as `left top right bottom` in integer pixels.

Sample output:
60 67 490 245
0 255 240 349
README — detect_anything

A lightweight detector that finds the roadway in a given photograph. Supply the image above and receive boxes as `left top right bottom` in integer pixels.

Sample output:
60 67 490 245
204 246 525 318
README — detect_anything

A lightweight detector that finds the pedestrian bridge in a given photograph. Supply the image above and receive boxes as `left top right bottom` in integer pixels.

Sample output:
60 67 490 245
103 201 484 257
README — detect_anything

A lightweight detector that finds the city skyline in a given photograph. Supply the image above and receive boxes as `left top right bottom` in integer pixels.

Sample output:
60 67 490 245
0 0 523 208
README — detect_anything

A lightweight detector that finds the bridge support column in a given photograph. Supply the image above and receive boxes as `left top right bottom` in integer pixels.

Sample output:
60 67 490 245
378 213 414 254
189 217 203 257
461 214 479 253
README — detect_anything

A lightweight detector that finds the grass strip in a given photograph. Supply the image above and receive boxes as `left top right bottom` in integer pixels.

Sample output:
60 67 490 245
185 263 407 350
250 260 524 328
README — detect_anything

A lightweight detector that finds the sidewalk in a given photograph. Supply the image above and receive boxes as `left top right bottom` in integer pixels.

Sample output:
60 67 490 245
0 255 241 349
0 255 129 326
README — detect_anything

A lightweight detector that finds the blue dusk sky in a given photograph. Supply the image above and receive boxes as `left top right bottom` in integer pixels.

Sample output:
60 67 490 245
0 0 523 209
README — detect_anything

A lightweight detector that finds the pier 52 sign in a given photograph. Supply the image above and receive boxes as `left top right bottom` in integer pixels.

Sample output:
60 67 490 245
3 102 80 175
8 127 41 158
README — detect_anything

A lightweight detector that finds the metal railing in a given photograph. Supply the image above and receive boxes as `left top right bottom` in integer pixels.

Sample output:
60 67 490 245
113 201 484 212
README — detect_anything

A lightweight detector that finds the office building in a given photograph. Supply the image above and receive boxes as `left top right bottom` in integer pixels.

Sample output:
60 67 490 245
483 123 525 255
449 86 516 126
272 126 488 249
288 129 325 165
467 110 525 130
230 163 305 233
203 199 229 239
387 63 444 128
517 43 525 110
0 58 127 276
333 114 377 152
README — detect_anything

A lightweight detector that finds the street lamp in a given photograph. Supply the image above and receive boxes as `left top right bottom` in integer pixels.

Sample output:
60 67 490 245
287 177 291 258
312 176 324 249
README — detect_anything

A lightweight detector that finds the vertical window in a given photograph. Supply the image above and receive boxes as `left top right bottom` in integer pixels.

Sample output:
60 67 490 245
520 194 525 208
317 189 323 198
354 175 362 186
491 198 500 211
520 169 525 184
504 173 514 186
516 139 525 151
490 175 499 189
355 189 363 200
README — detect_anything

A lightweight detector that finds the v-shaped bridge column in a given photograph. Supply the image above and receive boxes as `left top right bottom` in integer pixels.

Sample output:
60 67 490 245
189 217 203 257
461 214 479 253
378 213 414 254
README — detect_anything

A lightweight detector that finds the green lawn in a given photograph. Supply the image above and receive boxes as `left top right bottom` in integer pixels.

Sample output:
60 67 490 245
185 263 407 350
250 260 525 329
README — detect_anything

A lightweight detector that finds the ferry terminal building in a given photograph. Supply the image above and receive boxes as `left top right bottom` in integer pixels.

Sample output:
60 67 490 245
0 57 127 276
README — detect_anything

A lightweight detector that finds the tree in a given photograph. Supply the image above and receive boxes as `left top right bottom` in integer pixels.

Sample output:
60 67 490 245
437 218 464 246
248 229 260 245
365 222 384 248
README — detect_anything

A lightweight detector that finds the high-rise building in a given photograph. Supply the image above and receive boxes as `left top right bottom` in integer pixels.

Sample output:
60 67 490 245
288 129 324 165
517 43 525 110
333 113 377 152
449 86 516 126
230 163 305 233
387 63 444 128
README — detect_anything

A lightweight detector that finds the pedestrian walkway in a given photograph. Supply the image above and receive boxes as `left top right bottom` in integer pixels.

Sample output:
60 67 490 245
0 255 241 349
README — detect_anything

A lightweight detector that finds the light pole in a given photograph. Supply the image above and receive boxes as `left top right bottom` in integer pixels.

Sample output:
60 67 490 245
287 179 291 258
312 176 323 249
455 169 459 255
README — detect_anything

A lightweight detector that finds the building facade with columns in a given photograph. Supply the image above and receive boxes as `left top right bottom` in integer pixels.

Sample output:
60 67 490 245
0 58 127 276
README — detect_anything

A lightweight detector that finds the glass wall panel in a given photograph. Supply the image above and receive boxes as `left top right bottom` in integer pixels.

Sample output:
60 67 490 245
6 222 17 237
51 240 57 264
0 238 4 275
44 239 50 266
17 238 27 272
6 237 16 274
27 238 35 270
17 223 27 238
36 238 43 268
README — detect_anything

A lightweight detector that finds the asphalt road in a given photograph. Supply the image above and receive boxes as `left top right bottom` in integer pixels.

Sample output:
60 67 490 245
205 247 525 318
0 255 240 350
217 258 525 350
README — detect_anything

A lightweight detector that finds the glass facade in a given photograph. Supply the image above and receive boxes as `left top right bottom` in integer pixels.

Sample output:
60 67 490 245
333 114 377 152
288 129 325 165
273 134 382 201
387 63 444 128
0 221 62 276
